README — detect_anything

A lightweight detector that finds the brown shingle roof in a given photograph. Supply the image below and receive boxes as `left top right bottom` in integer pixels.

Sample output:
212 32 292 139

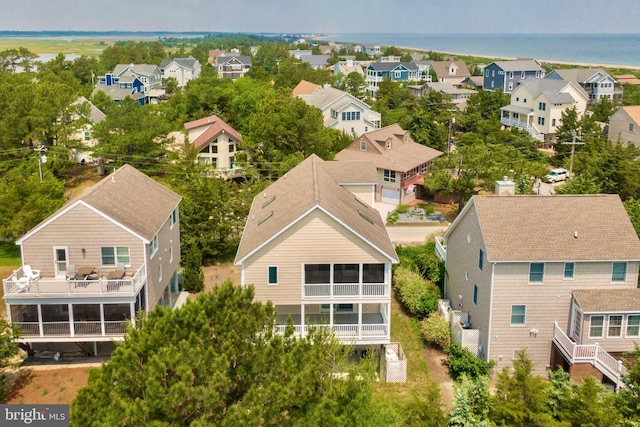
431 61 471 78
184 115 242 150
465 194 640 262
334 124 443 172
573 289 640 313
292 80 322 96
620 106 640 125
234 155 397 263
19 165 181 243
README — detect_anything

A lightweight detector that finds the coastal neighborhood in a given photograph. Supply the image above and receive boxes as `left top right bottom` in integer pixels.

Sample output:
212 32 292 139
1 26 640 425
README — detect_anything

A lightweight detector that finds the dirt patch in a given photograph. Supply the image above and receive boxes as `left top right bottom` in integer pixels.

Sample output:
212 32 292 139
2 367 92 405
422 346 454 411
189 263 241 301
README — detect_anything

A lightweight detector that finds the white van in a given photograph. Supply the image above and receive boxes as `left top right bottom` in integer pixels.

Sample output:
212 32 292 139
545 168 568 183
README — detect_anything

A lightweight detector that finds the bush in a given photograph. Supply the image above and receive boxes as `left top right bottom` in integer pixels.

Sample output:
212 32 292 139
395 204 409 214
387 211 399 223
421 312 451 349
182 244 204 293
395 240 446 286
394 265 441 317
445 342 495 381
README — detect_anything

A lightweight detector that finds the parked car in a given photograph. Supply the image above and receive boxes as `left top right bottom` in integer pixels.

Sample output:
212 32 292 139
545 168 568 183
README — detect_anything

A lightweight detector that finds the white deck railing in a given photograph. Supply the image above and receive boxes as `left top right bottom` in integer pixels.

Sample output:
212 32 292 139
303 283 389 299
275 323 388 341
14 320 128 338
553 322 627 389
3 265 146 298
435 236 446 261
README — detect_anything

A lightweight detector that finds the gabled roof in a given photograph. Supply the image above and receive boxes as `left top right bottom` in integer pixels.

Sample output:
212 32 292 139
215 55 252 66
292 80 322 96
514 78 589 103
448 194 640 262
160 56 198 70
73 96 106 123
548 68 615 84
614 106 640 125
298 86 366 111
367 61 418 72
431 61 471 78
573 289 640 313
301 55 330 67
319 161 378 184
184 115 242 149
18 165 181 244
113 64 160 77
491 59 543 72
234 155 397 263
334 124 443 173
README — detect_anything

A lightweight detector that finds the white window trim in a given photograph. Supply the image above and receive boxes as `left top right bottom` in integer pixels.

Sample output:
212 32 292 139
611 262 627 283
563 262 575 280
528 262 544 284
625 314 640 338
510 304 526 326
268 265 278 285
588 315 605 338
150 235 159 258
607 314 623 338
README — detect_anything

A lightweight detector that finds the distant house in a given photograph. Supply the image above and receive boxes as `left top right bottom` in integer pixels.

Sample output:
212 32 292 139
361 44 381 57
3 165 182 354
300 55 331 70
294 81 381 135
215 54 252 80
546 68 622 103
234 154 398 350
431 61 471 87
334 124 443 205
365 60 419 98
463 76 484 90
483 60 545 93
333 59 365 78
608 106 640 147
93 63 164 105
288 49 313 59
408 82 477 109
436 190 640 384
414 60 434 82
70 96 106 164
184 115 244 179
500 78 589 144
159 56 201 87
207 49 225 64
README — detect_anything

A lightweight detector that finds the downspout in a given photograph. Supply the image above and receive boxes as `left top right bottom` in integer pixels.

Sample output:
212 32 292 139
486 262 495 364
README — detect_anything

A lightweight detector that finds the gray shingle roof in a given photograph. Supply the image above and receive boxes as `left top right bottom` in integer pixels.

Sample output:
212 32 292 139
235 155 397 263
461 194 640 262
549 68 614 84
368 62 418 72
493 60 543 72
517 78 588 103
573 289 640 313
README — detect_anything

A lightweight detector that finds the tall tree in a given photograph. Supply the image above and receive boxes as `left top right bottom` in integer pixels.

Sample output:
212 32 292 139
449 375 493 427
71 282 382 426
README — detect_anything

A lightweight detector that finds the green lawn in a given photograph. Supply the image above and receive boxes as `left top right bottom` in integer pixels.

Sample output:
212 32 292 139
0 242 20 267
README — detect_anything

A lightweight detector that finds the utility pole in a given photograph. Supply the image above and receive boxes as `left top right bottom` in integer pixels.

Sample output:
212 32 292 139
35 145 47 183
447 110 456 156
562 131 584 178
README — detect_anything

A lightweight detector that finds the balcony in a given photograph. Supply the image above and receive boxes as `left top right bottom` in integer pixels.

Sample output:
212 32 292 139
303 282 389 299
435 236 446 262
13 320 128 340
3 264 146 299
275 312 389 343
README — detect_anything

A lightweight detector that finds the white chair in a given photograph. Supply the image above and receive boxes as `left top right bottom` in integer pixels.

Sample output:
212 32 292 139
66 264 77 280
22 265 40 282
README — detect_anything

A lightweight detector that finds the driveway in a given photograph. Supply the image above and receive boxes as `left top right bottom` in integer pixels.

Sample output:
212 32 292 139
385 224 449 246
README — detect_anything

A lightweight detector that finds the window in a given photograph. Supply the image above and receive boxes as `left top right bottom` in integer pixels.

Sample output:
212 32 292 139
84 131 91 141
473 284 478 305
608 315 623 337
508 82 513 91
229 156 235 168
538 102 546 111
589 315 604 338
563 262 574 279
516 97 519 102
170 209 177 228
485 70 489 77
521 71 525 78
630 123 634 132
159 262 163 282
492 70 495 77
523 98 527 103
169 246 173 263
101 246 130 266
511 305 526 325
383 170 396 182
363 264 384 283
229 143 235 153
360 140 367 151
537 116 545 125
211 144 218 154
478 249 483 271
386 140 392 150
552 118 556 127
268 266 278 285
150 235 158 257
612 262 627 282
305 264 330 284
394 70 401 78
509 71 513 79
529 263 544 283
627 315 640 337
334 264 359 283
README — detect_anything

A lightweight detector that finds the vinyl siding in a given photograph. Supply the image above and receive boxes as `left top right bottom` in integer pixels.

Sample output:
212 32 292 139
243 209 390 305
341 184 375 207
145 215 181 308
608 110 640 147
579 313 640 353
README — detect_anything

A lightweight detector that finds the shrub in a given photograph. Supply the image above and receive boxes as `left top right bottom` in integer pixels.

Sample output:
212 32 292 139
394 265 441 317
395 240 446 286
396 204 409 214
421 312 451 349
182 244 204 293
424 204 435 215
445 342 495 381
387 211 399 223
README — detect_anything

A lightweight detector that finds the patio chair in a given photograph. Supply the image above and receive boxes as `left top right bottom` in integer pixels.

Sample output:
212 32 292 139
66 264 77 280
22 265 41 282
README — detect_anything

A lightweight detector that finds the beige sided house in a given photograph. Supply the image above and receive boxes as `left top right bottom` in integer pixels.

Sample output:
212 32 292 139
334 124 443 206
234 155 398 351
608 106 640 148
184 115 244 179
3 165 182 356
436 187 640 387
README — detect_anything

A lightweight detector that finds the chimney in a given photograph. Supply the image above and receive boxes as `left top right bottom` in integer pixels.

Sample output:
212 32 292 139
495 176 515 196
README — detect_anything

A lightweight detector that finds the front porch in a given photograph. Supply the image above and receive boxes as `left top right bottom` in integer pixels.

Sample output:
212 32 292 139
500 105 544 141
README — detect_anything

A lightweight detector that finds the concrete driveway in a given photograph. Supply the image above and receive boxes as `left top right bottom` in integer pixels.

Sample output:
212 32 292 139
385 224 449 246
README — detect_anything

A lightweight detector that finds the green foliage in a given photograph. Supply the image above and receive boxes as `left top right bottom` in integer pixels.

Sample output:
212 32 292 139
395 203 409 214
393 265 441 317
0 319 20 400
182 244 204 293
490 350 559 426
623 83 640 106
624 199 640 238
449 375 494 427
555 375 621 427
616 343 640 422
554 171 603 194
402 389 448 427
71 282 381 426
395 239 446 285
420 312 451 350
445 342 495 381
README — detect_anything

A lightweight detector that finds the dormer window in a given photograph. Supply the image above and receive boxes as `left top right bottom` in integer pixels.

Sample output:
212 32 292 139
386 140 392 150
404 134 408 142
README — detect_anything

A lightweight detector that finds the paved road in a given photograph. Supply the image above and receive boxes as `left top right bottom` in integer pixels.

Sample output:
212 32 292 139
386 224 450 246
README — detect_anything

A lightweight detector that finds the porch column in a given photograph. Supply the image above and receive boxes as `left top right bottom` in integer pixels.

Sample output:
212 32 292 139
37 304 43 337
100 303 106 337
329 304 334 327
387 302 391 337
358 303 362 339
69 303 75 337
301 304 305 337
129 302 136 327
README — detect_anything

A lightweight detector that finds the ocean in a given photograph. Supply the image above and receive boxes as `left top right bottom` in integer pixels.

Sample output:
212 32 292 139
324 33 640 68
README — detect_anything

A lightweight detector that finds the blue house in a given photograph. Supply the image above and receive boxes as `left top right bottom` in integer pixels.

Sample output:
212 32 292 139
93 73 146 105
365 61 419 98
483 60 545 93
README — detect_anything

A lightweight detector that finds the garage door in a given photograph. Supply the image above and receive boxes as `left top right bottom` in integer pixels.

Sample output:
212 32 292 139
381 188 400 204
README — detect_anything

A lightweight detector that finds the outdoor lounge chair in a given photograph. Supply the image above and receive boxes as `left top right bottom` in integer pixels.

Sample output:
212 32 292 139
22 264 40 282
66 264 77 280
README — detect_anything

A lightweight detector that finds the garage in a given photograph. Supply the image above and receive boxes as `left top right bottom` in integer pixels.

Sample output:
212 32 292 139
381 188 400 205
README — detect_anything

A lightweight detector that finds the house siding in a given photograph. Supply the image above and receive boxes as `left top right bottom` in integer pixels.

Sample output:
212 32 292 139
340 184 375 207
608 109 640 147
145 215 181 309
243 209 390 305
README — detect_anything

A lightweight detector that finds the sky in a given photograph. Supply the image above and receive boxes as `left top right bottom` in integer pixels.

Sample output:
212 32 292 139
2 0 640 34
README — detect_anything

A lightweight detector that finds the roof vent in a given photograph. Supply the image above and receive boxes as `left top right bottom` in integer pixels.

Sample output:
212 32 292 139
111 175 116 183
574 231 578 239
